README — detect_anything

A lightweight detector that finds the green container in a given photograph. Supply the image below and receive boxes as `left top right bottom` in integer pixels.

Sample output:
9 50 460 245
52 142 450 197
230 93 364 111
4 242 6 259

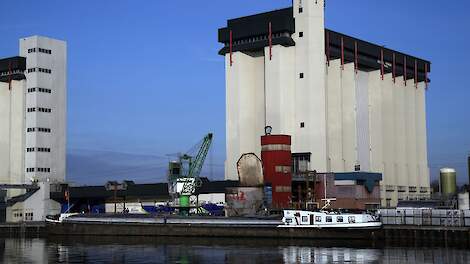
179 195 190 207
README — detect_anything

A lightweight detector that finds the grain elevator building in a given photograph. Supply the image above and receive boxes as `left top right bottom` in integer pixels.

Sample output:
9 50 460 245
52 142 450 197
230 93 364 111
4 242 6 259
218 0 431 207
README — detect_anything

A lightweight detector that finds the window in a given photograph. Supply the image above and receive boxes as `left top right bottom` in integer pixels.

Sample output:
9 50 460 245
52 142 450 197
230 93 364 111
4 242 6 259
299 7 303 13
28 68 51 74
292 152 311 175
299 32 304 37
326 216 332 223
337 216 343 222
299 73 304 78
25 212 33 221
27 147 51 152
36 167 51 173
315 216 322 222
38 107 52 113
39 88 51 93
29 87 52 93
28 47 51 54
27 107 51 113
300 122 305 128
27 127 51 133
302 216 308 222
275 165 291 173
38 68 52 74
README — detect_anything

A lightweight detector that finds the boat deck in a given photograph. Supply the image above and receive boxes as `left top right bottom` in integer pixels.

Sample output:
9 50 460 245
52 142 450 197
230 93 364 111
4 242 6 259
63 214 283 227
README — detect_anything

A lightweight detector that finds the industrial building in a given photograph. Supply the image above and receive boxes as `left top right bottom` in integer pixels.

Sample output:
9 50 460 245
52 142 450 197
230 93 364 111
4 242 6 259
49 179 239 215
292 172 382 210
0 36 66 222
219 0 431 207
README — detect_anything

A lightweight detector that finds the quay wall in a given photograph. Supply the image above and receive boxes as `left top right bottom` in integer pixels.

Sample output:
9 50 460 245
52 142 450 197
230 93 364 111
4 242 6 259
0 222 45 237
2 220 469 248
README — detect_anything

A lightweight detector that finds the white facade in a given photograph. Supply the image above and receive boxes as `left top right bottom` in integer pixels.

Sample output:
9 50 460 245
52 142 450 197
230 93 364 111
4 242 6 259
0 80 27 189
223 0 430 207
20 36 67 183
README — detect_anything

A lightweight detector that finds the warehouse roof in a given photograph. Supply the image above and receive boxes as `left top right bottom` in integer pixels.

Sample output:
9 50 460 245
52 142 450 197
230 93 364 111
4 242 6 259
50 179 239 203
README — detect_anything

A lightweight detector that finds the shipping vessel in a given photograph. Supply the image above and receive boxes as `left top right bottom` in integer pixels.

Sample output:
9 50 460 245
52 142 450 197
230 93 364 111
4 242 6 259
46 209 382 240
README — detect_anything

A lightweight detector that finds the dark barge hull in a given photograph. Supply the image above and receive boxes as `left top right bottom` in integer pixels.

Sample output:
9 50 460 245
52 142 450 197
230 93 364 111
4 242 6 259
46 216 383 240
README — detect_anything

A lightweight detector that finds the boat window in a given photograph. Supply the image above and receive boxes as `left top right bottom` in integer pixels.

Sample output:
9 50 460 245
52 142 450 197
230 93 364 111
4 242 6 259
315 216 321 222
337 216 343 222
348 216 356 223
302 216 308 222
326 216 332 222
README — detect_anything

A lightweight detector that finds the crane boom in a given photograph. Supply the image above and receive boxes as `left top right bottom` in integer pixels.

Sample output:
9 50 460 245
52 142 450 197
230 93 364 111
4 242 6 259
188 133 213 179
180 133 213 195
168 133 213 199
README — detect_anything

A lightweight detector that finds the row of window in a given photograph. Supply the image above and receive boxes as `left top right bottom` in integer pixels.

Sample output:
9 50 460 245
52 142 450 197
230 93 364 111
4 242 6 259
25 212 34 221
28 87 52 93
28 47 52 54
27 67 52 74
26 147 51 152
27 127 51 133
26 167 51 173
13 212 34 220
301 215 356 223
27 107 52 113
13 212 23 218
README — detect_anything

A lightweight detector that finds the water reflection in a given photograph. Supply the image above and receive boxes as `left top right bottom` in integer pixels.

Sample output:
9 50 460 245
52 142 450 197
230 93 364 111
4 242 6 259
0 236 469 263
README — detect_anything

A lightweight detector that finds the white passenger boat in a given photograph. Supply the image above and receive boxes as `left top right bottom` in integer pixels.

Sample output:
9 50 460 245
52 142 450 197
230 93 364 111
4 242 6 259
45 213 79 223
278 210 382 229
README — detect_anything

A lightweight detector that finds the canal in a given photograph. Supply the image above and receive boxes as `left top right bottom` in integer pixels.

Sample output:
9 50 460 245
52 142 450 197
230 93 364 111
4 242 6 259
0 236 469 263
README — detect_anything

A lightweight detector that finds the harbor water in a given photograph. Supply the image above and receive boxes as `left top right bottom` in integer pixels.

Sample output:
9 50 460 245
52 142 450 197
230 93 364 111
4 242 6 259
0 236 469 263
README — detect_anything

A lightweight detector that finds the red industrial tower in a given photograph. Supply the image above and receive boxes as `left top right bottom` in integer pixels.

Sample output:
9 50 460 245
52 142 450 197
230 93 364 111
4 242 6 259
261 134 292 208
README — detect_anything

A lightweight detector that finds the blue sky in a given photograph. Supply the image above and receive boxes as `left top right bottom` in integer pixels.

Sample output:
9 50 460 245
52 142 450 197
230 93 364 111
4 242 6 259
0 1 469 185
